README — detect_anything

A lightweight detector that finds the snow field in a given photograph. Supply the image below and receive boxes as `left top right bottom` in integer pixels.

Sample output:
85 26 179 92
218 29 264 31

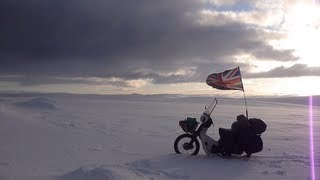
0 94 319 180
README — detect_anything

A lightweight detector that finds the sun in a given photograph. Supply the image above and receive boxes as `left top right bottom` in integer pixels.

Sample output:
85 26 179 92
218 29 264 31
282 1 320 67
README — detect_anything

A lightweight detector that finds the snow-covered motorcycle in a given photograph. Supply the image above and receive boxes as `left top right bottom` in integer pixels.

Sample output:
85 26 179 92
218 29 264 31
174 98 267 157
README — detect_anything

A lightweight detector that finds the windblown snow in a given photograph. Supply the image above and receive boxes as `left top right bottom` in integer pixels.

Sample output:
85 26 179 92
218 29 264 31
0 93 319 180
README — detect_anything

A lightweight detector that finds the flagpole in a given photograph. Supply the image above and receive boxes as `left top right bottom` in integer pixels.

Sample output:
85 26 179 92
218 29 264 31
238 66 249 119
243 89 249 119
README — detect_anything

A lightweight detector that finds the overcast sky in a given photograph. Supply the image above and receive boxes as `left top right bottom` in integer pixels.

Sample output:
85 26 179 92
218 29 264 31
1 0 320 96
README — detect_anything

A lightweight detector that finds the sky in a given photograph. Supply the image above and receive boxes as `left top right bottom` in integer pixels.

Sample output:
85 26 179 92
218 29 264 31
1 0 320 96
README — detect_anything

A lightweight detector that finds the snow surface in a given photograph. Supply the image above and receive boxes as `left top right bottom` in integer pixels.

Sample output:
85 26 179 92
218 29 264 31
0 93 319 180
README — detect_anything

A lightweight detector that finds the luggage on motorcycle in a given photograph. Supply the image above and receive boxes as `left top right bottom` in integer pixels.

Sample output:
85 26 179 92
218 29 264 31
244 134 263 154
230 114 250 134
236 114 250 128
179 117 199 132
231 116 267 135
235 127 264 154
231 121 238 132
218 128 243 155
228 115 266 154
248 118 267 134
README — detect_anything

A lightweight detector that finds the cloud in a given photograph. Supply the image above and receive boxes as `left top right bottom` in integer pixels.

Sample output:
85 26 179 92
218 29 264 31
245 64 320 78
0 0 300 88
206 0 257 7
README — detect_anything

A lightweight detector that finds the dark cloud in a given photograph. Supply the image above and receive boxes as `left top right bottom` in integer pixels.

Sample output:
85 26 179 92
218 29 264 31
0 0 299 86
0 75 136 87
245 64 320 78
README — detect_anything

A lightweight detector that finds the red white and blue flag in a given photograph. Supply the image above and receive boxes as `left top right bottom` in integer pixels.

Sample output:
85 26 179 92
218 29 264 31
206 67 244 91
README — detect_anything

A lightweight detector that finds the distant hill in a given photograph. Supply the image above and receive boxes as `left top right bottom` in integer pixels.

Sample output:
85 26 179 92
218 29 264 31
250 96 320 107
0 92 319 107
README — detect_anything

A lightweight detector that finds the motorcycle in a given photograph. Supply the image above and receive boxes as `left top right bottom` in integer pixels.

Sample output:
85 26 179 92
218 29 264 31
174 98 266 157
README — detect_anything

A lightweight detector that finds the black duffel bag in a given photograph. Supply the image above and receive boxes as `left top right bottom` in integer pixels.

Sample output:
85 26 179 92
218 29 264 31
248 118 267 135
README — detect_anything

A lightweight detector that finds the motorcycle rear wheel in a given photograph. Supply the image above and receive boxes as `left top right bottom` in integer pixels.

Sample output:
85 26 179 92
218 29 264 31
174 134 200 155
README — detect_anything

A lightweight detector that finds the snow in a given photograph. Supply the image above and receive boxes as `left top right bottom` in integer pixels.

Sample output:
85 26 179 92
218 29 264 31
13 97 57 109
0 93 319 180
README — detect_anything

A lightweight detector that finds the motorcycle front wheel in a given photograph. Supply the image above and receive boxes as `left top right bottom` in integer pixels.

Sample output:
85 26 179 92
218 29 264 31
174 134 200 155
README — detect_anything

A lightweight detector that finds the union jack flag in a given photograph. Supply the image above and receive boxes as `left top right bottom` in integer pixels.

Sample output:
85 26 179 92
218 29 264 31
206 67 243 91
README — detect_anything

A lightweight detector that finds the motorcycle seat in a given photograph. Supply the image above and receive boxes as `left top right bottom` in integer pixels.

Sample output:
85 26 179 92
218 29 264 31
218 128 234 137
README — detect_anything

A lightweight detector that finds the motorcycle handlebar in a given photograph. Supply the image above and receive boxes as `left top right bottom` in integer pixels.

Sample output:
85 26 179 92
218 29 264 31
204 97 218 116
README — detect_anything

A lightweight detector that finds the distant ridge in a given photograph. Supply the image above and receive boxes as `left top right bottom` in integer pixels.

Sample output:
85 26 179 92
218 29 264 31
0 92 319 107
14 97 57 109
251 96 320 107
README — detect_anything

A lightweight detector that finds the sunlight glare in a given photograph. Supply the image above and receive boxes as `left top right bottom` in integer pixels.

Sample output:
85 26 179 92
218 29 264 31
282 1 320 66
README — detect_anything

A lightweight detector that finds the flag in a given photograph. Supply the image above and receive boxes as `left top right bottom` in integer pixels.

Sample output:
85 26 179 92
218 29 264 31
206 67 243 91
